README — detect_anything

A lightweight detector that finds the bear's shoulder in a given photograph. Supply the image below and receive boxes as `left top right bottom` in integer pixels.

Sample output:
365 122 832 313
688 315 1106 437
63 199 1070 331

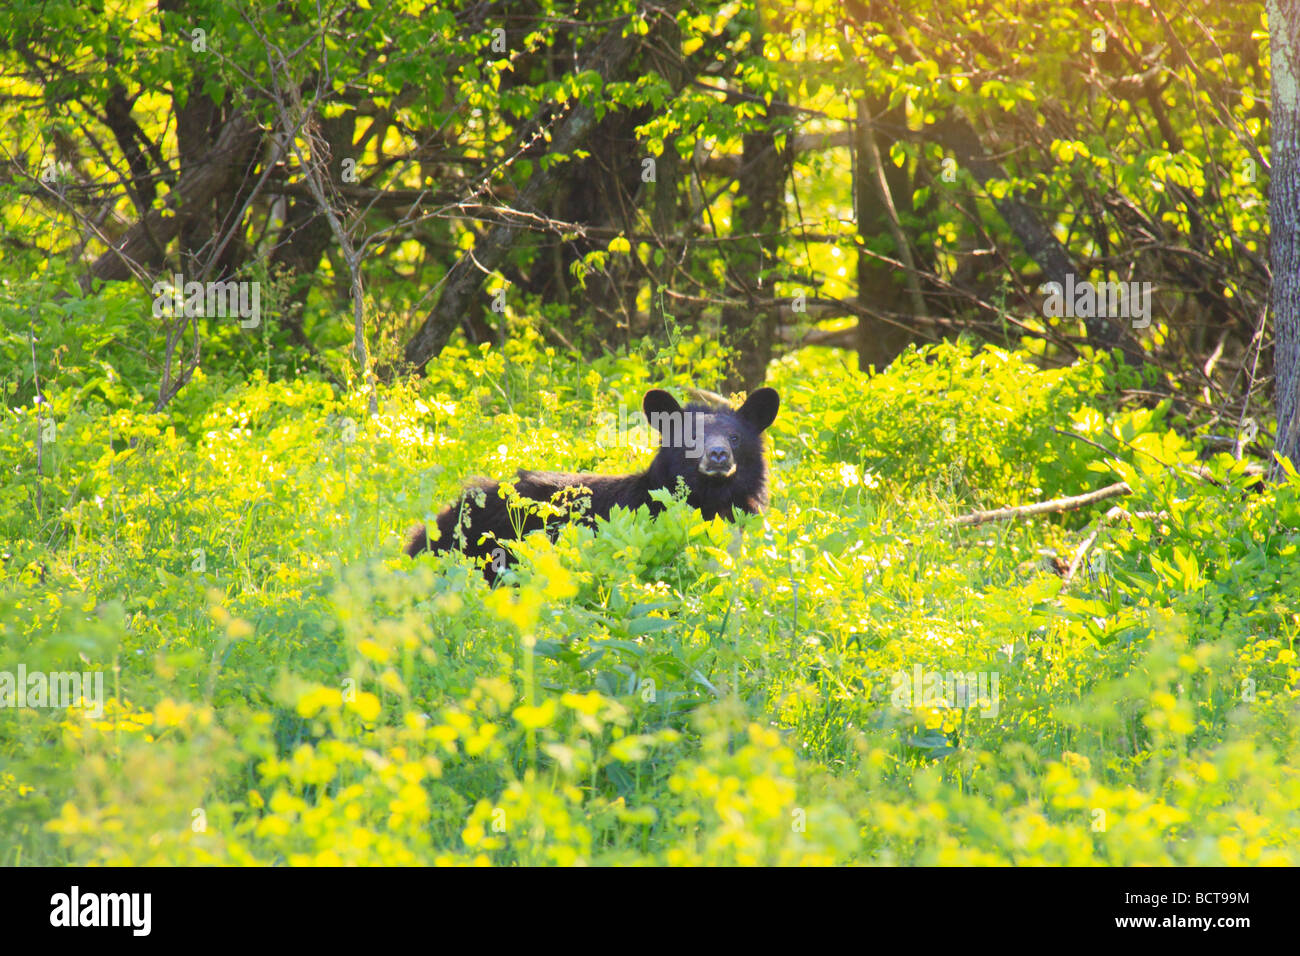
514 469 640 502
514 469 602 496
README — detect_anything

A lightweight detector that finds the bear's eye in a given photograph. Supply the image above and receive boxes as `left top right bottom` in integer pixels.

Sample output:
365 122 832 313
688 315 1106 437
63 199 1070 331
729 433 739 444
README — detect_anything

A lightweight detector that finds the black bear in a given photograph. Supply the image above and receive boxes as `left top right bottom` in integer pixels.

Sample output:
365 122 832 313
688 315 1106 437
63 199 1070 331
402 387 780 579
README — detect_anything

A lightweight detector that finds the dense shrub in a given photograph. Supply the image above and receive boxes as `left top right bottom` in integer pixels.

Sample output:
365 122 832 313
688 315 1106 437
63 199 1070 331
2 312 1297 865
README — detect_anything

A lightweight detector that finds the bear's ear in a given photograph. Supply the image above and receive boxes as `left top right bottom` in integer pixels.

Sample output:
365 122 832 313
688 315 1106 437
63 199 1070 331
738 387 780 432
642 389 682 425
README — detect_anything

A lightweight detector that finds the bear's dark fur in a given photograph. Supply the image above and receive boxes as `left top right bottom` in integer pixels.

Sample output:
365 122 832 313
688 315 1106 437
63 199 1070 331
402 387 779 579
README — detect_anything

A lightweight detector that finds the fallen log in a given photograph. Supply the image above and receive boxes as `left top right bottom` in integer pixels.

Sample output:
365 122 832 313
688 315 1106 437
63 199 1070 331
949 481 1132 528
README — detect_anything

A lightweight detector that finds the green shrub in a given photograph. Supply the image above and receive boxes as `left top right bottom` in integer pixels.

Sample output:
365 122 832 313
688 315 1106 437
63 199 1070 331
2 322 1297 865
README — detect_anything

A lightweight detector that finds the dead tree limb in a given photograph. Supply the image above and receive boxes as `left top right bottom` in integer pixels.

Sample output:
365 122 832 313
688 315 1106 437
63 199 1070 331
950 481 1132 528
1063 528 1101 584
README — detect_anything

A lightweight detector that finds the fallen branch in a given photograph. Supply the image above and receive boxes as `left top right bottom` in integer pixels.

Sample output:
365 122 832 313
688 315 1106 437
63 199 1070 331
950 481 1132 528
1062 502 1175 585
1063 529 1100 585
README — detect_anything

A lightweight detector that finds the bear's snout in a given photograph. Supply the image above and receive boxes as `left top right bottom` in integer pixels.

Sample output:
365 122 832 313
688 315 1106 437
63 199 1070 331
699 439 736 477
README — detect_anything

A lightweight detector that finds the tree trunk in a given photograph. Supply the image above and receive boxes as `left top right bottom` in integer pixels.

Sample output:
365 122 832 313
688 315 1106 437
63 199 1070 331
720 26 792 391
403 3 679 373
720 123 791 390
522 105 651 349
270 112 360 337
854 96 916 372
1270 0 1300 473
83 112 262 285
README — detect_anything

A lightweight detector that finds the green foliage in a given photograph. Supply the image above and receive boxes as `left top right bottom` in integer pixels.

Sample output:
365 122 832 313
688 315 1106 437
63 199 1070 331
0 0 1272 398
2 323 1298 865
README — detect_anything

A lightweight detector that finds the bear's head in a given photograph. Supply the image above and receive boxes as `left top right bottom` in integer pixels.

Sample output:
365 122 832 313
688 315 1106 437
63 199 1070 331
641 387 779 512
